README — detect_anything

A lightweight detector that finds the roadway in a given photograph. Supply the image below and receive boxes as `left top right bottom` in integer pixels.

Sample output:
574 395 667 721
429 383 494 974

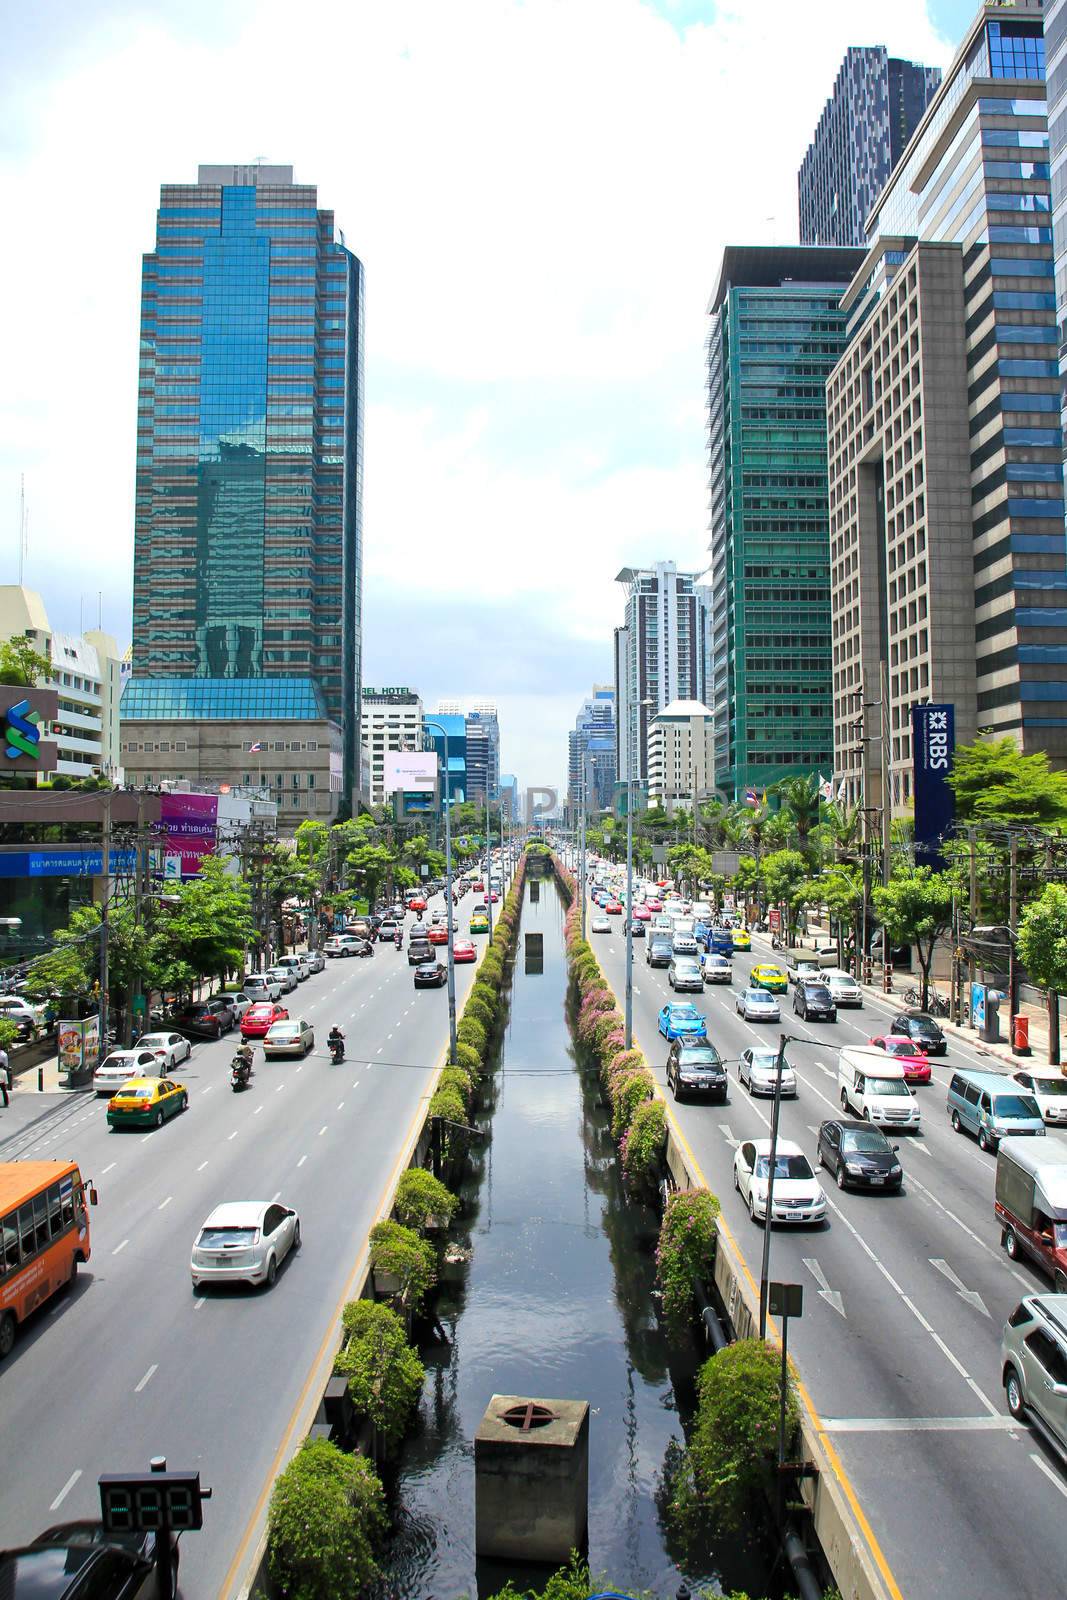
0 884 495 1596
586 894 1067 1600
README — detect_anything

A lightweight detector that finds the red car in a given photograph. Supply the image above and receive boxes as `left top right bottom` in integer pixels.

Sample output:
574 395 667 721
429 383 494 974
472 881 485 892
645 898 663 912
453 939 477 963
489 890 499 902
633 905 652 921
868 1034 932 1085
427 925 449 945
242 1001 289 1039
605 900 623 914
408 897 427 914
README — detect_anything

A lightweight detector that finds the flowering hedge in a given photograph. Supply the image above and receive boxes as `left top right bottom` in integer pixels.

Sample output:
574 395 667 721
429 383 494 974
656 1189 720 1329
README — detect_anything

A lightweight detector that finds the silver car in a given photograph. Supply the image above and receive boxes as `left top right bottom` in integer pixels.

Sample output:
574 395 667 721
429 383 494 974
739 1046 797 1098
668 958 704 993
244 973 283 1002
736 987 781 1022
263 1019 315 1058
305 949 326 973
134 1030 192 1068
1002 1294 1067 1450
824 969 864 1007
93 1049 163 1097
190 1200 301 1290
267 965 298 994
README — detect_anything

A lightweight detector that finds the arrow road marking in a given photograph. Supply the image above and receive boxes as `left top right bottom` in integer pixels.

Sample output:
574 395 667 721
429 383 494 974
718 1123 739 1149
930 1258 990 1317
803 1257 846 1318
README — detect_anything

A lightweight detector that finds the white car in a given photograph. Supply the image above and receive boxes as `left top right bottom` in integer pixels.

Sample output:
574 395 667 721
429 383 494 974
276 955 310 983
1013 1069 1067 1126
591 914 611 933
824 969 864 1007
212 990 254 1021
305 949 326 973
738 1046 797 1098
134 1030 192 1068
93 1049 164 1097
733 1138 827 1226
322 936 352 958
190 1200 301 1290
263 1019 315 1058
702 954 733 985
0 994 42 1026
267 965 298 994
736 988 781 1022
244 973 283 1001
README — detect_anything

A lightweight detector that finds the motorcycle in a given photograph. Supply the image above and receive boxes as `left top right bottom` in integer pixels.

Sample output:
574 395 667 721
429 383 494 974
328 1034 345 1064
231 1057 253 1092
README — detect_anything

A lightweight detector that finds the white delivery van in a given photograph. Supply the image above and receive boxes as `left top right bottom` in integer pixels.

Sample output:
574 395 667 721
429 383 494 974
838 1047 921 1131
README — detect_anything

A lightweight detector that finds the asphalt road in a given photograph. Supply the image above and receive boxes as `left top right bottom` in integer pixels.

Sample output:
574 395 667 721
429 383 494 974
0 883 496 1596
586 895 1067 1600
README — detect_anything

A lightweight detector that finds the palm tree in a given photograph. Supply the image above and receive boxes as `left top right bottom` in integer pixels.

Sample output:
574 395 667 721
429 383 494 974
773 774 823 854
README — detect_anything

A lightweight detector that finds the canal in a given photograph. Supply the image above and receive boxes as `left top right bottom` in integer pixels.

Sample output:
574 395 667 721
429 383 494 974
382 871 770 1598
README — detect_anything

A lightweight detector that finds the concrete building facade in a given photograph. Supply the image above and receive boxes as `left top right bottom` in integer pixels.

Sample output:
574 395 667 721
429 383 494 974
360 686 424 807
647 700 716 812
613 563 711 785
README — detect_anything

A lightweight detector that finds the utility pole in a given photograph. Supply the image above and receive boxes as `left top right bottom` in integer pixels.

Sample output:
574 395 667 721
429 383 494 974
98 790 112 1058
967 826 978 999
1009 832 1019 1048
879 658 892 888
124 789 148 1047
758 1031 790 1339
485 792 494 946
625 778 634 1049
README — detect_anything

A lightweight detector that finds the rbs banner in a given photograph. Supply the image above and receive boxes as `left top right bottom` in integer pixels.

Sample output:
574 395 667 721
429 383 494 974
911 704 955 869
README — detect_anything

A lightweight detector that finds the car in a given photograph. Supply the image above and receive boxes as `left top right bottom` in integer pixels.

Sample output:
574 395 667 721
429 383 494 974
605 899 623 914
174 997 236 1038
0 1536 158 1599
0 994 42 1030
733 1138 827 1226
276 954 310 983
1001 1294 1067 1452
243 973 283 1001
750 963 788 994
242 1001 289 1038
470 913 490 934
304 949 326 973
671 932 699 957
378 919 399 940
591 914 611 934
408 897 428 914
645 897 663 913
823 970 863 1008
107 1076 188 1130
410 922 430 940
430 910 444 925
488 890 500 903
453 938 477 963
133 1030 191 1067
736 987 781 1022
190 1199 300 1290
816 1119 903 1191
427 925 449 945
890 1010 947 1055
658 1002 708 1041
633 904 652 922
266 965 298 994
263 1019 315 1058
731 928 752 951
93 1049 163 1097
30 1522 177 1593
323 935 353 958
414 961 448 988
629 918 646 937
788 957 823 986
668 957 704 993
701 952 733 985
738 1046 797 1098
472 881 485 893
793 981 837 1022
211 990 254 1021
345 937 375 958
666 1038 728 1101
1013 1069 1067 1126
868 1034 932 1084
645 937 674 968
408 938 434 966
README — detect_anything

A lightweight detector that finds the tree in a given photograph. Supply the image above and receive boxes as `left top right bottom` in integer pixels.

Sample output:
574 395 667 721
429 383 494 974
0 635 52 687
666 843 713 894
760 849 808 940
1017 883 1067 1065
947 737 1067 830
873 866 956 1011
267 1438 386 1600
157 855 254 992
772 773 822 857
819 865 863 966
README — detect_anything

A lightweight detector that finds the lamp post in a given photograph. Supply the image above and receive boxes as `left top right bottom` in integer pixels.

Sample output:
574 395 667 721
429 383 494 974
624 699 654 1050
484 792 494 947
424 720 458 1065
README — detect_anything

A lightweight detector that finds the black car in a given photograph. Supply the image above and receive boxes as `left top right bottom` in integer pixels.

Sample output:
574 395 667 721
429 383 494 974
629 919 646 938
793 980 837 1022
890 1010 947 1055
408 939 434 967
174 997 235 1038
32 1522 177 1593
414 961 448 988
816 1119 903 1192
1 1539 156 1599
646 937 673 968
666 1039 728 1102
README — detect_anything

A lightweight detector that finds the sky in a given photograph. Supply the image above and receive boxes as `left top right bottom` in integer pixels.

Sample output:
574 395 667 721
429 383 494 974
1 0 965 792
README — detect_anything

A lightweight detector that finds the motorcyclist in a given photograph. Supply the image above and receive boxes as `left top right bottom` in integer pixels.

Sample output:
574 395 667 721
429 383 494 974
232 1041 254 1082
394 928 403 950
328 1025 345 1060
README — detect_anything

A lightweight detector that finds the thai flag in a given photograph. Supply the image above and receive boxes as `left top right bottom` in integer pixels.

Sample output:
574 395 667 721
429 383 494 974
743 787 758 807
248 741 264 753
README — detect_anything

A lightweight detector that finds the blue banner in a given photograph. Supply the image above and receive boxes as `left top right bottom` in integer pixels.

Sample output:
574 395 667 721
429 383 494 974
0 849 137 879
911 704 955 870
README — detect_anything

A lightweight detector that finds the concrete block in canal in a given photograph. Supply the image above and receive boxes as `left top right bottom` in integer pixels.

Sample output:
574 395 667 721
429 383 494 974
474 1395 589 1562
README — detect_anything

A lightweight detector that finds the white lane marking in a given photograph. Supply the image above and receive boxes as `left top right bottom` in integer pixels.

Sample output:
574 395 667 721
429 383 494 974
197 1160 209 1172
318 1125 327 1136
930 1257 991 1318
337 1101 345 1111
1031 1450 1067 1500
910 1139 932 1157
270 1190 282 1202
822 1415 1016 1433
112 1239 129 1256
376 1047 384 1054
157 1196 172 1212
297 1154 308 1167
254 1105 264 1116
134 1363 158 1394
718 1123 739 1150
101 1162 117 1175
276 1084 285 1093
202 1085 212 1096
50 1470 82 1511
227 1130 238 1141
803 1256 846 1317
296 1064 303 1073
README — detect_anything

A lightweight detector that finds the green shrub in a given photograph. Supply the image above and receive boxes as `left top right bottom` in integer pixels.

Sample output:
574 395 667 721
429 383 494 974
679 1339 798 1531
656 1190 720 1329
429 1084 467 1125
267 1437 387 1599
471 981 497 1013
395 1166 459 1230
455 1041 482 1081
621 1099 666 1192
0 1018 19 1051
464 995 495 1034
457 1014 487 1054
368 1219 436 1312
335 1300 425 1450
480 955 505 988
439 1064 474 1107
590 1010 624 1051
609 1068 654 1139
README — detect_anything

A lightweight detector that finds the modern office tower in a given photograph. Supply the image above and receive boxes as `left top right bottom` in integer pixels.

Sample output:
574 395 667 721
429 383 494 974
827 0 1066 814
799 47 941 247
360 686 424 807
499 773 519 822
465 703 501 805
706 246 865 803
567 685 617 816
121 163 364 828
424 711 467 802
1046 0 1067 444
613 562 711 784
647 700 716 812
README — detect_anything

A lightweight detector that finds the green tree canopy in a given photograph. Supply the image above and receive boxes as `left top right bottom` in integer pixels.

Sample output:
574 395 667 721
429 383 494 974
947 737 1067 830
0 635 52 687
1017 883 1067 1065
873 865 957 1009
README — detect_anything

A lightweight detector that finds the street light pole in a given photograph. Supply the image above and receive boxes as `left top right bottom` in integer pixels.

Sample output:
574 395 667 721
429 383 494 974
424 720 457 1065
625 777 634 1049
759 1030 790 1338
485 792 494 947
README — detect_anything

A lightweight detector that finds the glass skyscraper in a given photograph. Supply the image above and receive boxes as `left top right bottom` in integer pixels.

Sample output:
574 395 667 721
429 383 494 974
1045 0 1067 446
706 246 864 801
125 163 364 808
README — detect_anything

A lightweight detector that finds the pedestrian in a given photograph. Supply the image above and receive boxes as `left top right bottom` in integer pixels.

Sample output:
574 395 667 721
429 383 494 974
0 1043 10 1108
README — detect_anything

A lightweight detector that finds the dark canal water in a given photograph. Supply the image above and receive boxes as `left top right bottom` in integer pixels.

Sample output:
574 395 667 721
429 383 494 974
382 875 770 1599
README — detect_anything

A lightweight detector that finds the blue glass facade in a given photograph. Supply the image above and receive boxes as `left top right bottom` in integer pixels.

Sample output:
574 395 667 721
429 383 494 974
424 715 467 803
130 164 364 799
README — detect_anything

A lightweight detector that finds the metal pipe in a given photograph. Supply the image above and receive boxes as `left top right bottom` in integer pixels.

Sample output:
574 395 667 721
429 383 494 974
783 1523 822 1600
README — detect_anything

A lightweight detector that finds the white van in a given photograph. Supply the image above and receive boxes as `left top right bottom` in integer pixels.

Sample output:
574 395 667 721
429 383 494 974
838 1047 921 1131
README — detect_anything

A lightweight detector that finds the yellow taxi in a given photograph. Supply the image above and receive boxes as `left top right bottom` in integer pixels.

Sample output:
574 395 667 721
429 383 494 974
106 1076 189 1130
731 927 752 951
750 962 787 993
470 911 490 934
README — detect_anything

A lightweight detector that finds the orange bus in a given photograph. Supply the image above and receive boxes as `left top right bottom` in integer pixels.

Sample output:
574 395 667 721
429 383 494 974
0 1160 96 1358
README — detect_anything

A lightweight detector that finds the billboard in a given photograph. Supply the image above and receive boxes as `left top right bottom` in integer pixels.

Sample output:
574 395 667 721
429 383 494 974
911 703 955 870
0 685 58 772
384 751 437 795
158 792 219 879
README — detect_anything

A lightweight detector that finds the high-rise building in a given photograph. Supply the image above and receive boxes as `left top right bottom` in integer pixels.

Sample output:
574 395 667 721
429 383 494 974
567 685 616 816
799 47 941 247
499 773 519 823
706 247 864 802
613 563 711 785
465 703 500 805
827 0 1067 812
647 700 715 812
424 711 467 803
121 163 364 827
1045 0 1067 447
361 686 424 807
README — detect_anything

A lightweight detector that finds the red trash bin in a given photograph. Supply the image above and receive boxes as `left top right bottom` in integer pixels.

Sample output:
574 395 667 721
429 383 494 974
1012 1014 1030 1054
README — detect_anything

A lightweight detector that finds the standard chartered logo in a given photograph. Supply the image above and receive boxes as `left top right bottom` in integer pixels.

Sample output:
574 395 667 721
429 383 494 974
5 698 43 761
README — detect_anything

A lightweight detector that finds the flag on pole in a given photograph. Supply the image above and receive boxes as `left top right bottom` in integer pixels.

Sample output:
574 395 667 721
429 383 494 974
836 777 847 802
248 740 264 753
743 787 758 807
818 773 834 802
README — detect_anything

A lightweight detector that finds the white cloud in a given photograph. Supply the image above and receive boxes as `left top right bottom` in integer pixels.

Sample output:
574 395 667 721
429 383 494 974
0 0 954 787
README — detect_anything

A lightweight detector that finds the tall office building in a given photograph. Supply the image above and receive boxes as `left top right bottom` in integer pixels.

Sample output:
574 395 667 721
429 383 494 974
424 711 467 803
647 700 716 812
361 686 424 807
121 163 365 828
827 0 1067 813
613 563 711 785
706 246 864 802
799 47 941 247
1046 0 1067 445
465 703 501 805
568 685 616 816
499 773 519 823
